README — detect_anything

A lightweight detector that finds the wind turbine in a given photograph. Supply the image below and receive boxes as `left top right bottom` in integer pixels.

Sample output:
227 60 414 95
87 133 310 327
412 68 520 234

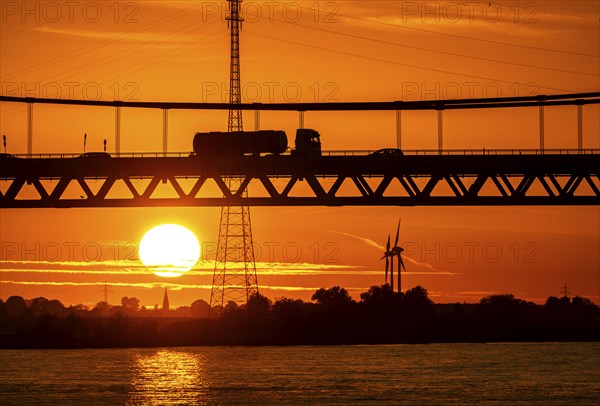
381 219 407 293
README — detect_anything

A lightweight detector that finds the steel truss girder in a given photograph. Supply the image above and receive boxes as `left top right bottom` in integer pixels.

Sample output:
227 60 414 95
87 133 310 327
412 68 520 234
0 155 598 208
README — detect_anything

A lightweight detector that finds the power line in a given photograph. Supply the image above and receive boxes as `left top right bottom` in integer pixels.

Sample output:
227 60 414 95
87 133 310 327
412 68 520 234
0 32 227 119
3 17 221 86
245 31 578 93
306 4 599 58
75 30 225 89
0 23 225 118
260 15 598 77
1 4 206 80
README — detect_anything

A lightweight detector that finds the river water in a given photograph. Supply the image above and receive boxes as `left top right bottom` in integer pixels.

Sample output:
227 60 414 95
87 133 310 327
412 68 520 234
1 343 598 405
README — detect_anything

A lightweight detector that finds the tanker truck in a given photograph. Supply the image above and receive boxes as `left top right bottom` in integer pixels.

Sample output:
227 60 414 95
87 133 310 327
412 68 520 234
193 129 321 157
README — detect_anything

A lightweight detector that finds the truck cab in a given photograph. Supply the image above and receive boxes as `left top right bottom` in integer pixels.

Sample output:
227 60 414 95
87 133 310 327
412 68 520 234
292 128 322 157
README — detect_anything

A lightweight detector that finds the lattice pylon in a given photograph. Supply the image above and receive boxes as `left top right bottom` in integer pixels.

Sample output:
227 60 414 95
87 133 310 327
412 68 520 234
209 0 259 317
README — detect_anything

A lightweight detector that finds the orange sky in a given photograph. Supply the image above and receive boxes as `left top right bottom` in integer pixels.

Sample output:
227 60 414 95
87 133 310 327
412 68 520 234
1 1 599 308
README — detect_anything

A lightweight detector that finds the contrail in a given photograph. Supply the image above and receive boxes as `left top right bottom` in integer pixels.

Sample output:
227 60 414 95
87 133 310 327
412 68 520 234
324 229 445 273
326 230 385 250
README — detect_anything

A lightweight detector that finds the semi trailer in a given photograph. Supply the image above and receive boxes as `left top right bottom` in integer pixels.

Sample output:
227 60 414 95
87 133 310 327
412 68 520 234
193 128 321 156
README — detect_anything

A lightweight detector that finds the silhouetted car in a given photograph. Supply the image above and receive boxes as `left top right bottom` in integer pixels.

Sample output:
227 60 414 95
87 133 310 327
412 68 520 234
77 152 111 158
369 148 404 156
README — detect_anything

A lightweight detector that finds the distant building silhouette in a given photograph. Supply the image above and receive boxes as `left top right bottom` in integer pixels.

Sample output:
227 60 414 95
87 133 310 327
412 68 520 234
162 287 170 312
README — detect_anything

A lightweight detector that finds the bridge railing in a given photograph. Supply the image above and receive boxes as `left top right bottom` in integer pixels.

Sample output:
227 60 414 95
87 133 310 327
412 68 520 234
322 148 600 156
3 152 194 159
4 148 599 159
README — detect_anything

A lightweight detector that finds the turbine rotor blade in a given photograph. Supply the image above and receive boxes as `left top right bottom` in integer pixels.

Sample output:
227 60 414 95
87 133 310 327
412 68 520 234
394 218 400 246
399 255 406 271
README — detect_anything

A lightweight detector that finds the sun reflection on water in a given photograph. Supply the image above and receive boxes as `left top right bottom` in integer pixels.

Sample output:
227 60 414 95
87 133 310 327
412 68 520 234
127 350 210 405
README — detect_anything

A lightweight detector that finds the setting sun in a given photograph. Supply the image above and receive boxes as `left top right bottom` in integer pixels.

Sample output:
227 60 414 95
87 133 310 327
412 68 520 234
139 224 201 278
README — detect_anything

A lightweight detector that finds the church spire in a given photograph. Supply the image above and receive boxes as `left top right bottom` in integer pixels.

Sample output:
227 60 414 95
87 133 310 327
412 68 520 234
162 287 170 312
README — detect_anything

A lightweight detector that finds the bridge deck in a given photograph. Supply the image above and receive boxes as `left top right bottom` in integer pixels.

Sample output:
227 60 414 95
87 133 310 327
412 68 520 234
1 152 598 207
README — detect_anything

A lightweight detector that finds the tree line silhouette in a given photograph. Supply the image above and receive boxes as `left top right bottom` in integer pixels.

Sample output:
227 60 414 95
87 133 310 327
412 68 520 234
0 285 598 348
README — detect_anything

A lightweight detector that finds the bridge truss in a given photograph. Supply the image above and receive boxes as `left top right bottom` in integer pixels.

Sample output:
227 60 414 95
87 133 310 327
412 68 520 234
1 151 598 208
